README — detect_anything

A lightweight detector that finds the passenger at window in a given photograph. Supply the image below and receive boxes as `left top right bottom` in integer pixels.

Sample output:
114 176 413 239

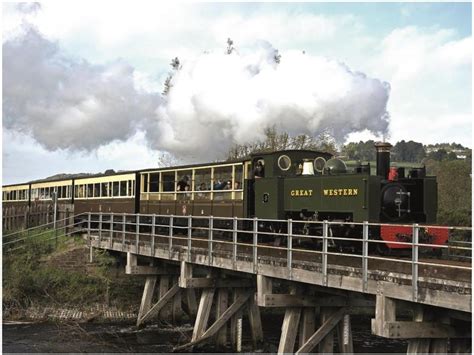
254 161 265 178
177 175 190 191
224 180 232 190
234 181 241 190
213 179 226 190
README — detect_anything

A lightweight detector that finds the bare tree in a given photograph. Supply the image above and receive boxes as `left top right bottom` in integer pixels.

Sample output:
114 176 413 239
226 38 235 55
226 125 337 160
162 57 181 96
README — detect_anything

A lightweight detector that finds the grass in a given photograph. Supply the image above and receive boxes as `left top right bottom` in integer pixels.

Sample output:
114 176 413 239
2 229 141 317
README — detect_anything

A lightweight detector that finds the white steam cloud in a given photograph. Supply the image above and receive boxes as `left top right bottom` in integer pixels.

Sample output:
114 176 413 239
3 25 391 162
3 26 160 151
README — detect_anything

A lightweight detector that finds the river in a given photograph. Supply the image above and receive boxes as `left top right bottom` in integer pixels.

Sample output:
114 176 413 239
3 315 408 353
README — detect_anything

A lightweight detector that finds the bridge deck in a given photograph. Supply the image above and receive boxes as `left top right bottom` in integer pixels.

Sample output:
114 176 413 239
89 229 471 313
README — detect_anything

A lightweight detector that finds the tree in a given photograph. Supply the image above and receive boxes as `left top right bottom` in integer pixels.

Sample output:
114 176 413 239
274 49 281 64
392 140 425 162
226 38 235 55
162 57 181 96
425 159 472 226
427 148 448 161
340 141 376 161
226 126 336 160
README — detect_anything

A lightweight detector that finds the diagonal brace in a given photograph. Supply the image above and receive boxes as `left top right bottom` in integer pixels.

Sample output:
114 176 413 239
174 291 252 351
296 307 347 354
138 284 180 326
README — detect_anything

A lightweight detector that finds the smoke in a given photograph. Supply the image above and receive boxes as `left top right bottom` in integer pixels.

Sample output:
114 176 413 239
3 24 390 162
16 2 41 14
3 25 160 151
148 41 390 160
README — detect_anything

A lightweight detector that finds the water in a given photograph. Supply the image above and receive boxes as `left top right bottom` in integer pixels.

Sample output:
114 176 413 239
3 315 408 353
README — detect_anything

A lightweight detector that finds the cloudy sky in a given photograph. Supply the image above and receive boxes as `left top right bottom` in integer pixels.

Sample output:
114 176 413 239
2 2 472 184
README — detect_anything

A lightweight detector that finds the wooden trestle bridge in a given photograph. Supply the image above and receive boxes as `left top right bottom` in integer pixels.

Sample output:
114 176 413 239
83 212 471 353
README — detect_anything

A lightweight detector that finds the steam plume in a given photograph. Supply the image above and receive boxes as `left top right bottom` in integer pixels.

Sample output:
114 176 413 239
3 25 390 162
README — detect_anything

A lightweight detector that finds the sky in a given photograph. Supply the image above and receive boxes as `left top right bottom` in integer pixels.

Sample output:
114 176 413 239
2 2 472 184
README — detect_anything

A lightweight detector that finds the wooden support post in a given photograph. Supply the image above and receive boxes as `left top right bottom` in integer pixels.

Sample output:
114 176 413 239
192 288 216 341
159 275 171 320
248 290 264 348
172 276 183 323
175 291 251 352
256 274 272 306
299 308 316 349
138 284 180 326
371 294 396 337
137 276 157 327
407 339 431 354
216 288 229 348
184 289 198 317
450 338 470 354
278 286 302 354
278 308 302 354
230 289 245 351
296 308 346 354
127 252 138 268
337 314 354 354
179 261 197 318
179 261 193 287
406 306 429 354
319 307 338 354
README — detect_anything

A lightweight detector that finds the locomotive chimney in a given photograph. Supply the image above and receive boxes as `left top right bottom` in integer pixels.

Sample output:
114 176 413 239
374 142 392 179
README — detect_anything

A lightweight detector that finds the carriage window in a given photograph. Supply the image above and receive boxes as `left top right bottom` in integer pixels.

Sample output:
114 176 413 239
86 184 93 198
120 181 127 196
213 166 233 190
112 181 119 196
45 187 51 199
149 173 159 192
101 182 109 197
93 183 99 197
162 172 175 192
195 168 211 191
79 185 85 198
128 180 134 196
177 170 192 191
57 187 62 199
234 165 243 189
142 174 149 193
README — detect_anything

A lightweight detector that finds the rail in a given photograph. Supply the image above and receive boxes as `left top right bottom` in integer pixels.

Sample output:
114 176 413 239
84 212 472 305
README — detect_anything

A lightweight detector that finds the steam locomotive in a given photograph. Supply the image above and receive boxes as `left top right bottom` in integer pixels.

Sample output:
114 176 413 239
2 142 448 250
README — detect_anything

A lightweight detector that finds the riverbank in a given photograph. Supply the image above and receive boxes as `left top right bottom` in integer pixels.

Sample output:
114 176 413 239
3 235 145 322
3 314 408 353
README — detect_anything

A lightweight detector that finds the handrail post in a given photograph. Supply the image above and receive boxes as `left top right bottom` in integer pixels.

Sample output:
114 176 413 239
253 217 258 274
362 221 369 292
208 216 213 266
412 223 419 302
87 212 93 263
169 215 174 259
233 216 238 270
98 212 103 246
122 213 126 252
151 215 156 257
288 219 293 280
135 214 140 253
322 220 328 286
109 212 114 248
187 215 192 262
